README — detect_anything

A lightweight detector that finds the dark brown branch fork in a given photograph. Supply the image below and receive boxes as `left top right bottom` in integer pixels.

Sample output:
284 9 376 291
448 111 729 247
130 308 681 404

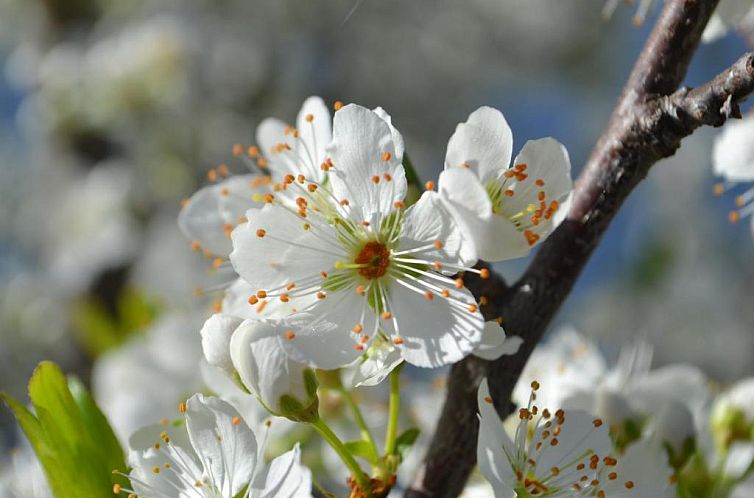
405 1 754 497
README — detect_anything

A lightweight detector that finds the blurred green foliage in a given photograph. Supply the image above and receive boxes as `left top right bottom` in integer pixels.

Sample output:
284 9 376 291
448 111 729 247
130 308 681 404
72 288 159 358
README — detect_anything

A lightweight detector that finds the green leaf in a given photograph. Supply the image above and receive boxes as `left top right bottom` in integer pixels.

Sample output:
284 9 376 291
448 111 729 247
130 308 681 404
0 393 70 495
344 440 377 463
2 361 128 498
68 376 128 482
395 427 420 462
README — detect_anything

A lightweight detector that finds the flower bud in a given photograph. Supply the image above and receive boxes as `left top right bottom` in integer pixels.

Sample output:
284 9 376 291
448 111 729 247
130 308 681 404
229 320 318 422
652 400 696 468
711 378 754 452
200 313 243 376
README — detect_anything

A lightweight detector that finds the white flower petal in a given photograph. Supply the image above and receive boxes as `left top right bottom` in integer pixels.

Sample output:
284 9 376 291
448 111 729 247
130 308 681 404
128 424 200 497
384 278 484 368
230 203 343 291
219 174 270 222
258 443 313 498
229 320 312 413
712 116 754 182
625 363 709 421
529 408 612 474
178 183 233 256
599 439 672 498
473 321 523 360
400 190 470 268
296 96 332 168
724 442 754 480
373 106 405 161
732 473 754 498
256 117 295 177
178 174 268 257
185 394 258 497
342 336 404 388
476 379 517 498
702 14 728 42
201 313 244 376
222 277 318 320
279 295 366 370
512 326 607 410
502 137 572 226
445 106 513 184
327 104 407 222
437 168 531 262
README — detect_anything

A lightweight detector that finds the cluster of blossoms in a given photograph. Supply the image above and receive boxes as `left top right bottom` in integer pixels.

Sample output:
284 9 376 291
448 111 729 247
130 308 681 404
179 96 570 411
160 96 571 495
481 326 754 498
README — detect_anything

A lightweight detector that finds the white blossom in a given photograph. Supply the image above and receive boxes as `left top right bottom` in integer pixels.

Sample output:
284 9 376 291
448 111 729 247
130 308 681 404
119 394 312 498
477 379 672 498
231 104 485 369
438 106 572 263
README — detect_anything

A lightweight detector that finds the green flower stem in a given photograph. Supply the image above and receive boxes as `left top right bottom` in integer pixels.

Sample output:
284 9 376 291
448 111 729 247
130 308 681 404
311 418 373 498
384 363 403 456
342 388 381 465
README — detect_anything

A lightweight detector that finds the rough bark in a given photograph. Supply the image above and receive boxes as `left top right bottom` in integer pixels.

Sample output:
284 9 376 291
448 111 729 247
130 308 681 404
406 1 754 497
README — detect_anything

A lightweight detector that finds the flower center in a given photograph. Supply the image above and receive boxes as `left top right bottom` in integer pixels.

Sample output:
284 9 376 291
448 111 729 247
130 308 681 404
354 241 391 279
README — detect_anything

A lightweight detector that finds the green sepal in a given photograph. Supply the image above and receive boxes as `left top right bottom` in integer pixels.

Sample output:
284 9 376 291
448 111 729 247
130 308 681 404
394 427 420 462
303 368 320 399
1 361 129 498
279 394 320 423
402 154 423 207
344 440 378 464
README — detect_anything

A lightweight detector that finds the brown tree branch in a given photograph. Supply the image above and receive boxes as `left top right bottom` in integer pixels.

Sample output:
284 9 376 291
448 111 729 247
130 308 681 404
406 1 754 497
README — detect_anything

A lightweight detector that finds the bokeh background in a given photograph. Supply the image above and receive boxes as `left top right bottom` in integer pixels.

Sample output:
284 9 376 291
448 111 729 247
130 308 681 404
0 0 752 484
